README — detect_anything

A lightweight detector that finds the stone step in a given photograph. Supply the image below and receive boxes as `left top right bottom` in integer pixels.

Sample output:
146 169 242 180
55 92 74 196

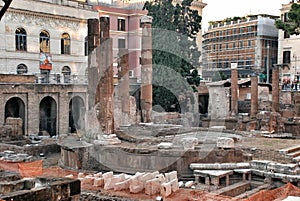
211 181 251 197
292 155 300 162
279 145 300 155
286 150 300 158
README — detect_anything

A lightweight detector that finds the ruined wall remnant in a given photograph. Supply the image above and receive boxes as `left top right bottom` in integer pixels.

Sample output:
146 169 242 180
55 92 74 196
140 15 153 123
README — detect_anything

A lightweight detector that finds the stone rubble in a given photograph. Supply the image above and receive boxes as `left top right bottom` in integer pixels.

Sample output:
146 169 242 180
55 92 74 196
76 170 183 198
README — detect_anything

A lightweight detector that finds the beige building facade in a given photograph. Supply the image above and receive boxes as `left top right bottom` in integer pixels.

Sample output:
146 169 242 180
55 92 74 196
0 0 98 135
278 1 300 84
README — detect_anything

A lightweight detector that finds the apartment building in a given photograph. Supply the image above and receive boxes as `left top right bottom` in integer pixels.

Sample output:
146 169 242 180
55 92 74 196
202 14 279 81
93 4 147 82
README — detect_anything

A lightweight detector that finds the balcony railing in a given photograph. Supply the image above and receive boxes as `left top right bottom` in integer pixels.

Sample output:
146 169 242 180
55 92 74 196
35 73 87 85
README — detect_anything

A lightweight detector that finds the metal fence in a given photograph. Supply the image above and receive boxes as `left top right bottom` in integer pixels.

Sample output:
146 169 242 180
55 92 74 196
35 74 87 85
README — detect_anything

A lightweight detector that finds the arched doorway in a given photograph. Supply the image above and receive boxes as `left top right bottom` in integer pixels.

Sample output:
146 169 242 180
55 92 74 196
39 96 57 136
5 97 25 134
69 96 85 133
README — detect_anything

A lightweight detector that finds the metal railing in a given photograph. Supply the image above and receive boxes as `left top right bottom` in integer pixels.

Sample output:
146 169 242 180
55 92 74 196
35 73 87 85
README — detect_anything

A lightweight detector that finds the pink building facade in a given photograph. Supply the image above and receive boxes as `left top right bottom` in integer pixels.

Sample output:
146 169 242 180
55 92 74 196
94 6 147 82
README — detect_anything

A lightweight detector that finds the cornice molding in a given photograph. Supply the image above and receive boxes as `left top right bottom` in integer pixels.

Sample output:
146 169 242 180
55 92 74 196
5 9 86 30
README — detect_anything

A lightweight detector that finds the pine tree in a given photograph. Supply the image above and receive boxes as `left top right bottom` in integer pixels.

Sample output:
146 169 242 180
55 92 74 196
143 0 202 112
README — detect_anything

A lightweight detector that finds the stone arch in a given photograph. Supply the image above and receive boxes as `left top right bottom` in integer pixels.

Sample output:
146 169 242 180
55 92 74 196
4 97 25 134
39 96 57 136
69 96 85 133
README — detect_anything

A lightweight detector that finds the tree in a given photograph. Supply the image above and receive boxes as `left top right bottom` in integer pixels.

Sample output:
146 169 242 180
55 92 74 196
275 3 300 35
143 0 202 112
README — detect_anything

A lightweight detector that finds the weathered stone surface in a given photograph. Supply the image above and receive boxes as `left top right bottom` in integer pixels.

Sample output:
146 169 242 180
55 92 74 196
140 15 153 123
185 181 194 188
81 176 94 186
104 174 126 190
190 163 250 170
129 173 145 194
157 142 173 149
93 178 104 187
102 172 113 183
145 178 161 195
165 171 177 182
217 137 235 149
160 182 172 197
179 137 198 150
114 179 130 191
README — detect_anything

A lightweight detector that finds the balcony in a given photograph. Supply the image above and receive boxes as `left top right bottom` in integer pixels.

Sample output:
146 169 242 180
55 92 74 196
35 73 87 85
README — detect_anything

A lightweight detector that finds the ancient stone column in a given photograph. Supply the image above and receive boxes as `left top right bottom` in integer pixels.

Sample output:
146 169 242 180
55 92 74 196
140 16 153 123
272 65 280 112
95 17 114 134
87 19 100 110
118 48 130 115
231 65 238 116
250 74 258 119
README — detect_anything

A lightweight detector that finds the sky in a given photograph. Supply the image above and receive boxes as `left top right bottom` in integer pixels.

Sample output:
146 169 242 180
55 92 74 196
201 0 291 32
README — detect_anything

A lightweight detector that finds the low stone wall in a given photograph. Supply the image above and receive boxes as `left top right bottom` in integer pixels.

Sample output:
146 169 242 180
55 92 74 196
0 177 80 201
201 118 238 130
218 182 251 197
60 144 250 178
0 142 60 157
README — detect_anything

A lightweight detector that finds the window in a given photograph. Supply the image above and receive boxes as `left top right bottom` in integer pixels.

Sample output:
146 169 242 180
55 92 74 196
15 28 27 51
84 36 88 56
117 18 125 31
283 51 291 64
233 28 237 34
40 30 50 53
62 66 71 83
226 43 229 50
284 31 290 39
219 44 222 51
246 58 252 68
240 27 244 33
118 38 125 48
248 40 251 47
284 12 289 22
248 26 252 32
61 33 70 55
129 70 134 77
232 42 236 49
17 64 28 74
239 41 243 48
